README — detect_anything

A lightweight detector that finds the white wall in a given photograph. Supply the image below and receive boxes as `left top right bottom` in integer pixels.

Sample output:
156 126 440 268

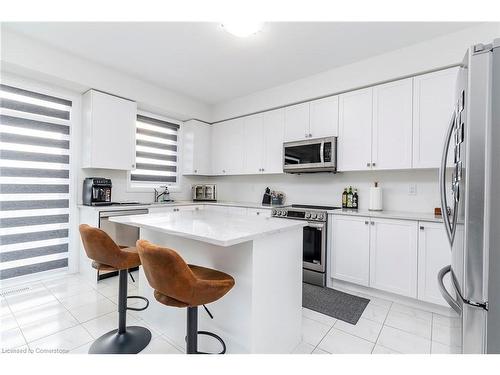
213 23 500 121
0 29 212 121
188 169 445 214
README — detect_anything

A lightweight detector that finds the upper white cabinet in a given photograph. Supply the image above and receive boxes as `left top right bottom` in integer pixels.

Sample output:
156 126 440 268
182 120 212 175
412 67 459 168
284 102 310 141
243 114 265 174
417 222 452 306
369 218 418 298
243 109 285 174
263 109 285 174
338 87 373 171
284 97 339 142
211 118 244 175
309 96 339 138
372 78 413 170
331 215 370 286
82 90 137 170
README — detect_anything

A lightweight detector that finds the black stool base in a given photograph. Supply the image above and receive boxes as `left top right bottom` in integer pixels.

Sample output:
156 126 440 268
89 326 152 354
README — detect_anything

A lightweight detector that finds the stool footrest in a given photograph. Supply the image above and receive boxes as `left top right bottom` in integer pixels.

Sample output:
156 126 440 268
189 331 226 354
126 296 149 311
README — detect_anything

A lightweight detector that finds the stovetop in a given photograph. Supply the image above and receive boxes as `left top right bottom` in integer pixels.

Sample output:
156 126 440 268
290 204 341 211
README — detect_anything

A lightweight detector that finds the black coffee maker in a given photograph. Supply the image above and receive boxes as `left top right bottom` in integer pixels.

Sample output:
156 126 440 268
82 177 112 206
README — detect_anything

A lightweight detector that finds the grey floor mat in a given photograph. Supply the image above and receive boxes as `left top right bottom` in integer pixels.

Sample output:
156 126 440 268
302 283 370 325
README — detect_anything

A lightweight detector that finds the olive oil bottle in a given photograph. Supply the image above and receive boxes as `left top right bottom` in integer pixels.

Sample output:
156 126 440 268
342 188 348 208
347 186 353 208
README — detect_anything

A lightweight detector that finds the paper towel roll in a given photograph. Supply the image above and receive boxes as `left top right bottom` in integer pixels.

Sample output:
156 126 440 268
369 183 383 211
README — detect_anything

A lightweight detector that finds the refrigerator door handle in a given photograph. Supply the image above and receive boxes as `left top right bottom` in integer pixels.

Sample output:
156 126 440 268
438 265 462 315
439 110 457 246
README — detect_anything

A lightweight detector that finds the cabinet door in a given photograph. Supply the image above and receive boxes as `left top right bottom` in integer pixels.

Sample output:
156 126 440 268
86 90 137 170
211 122 226 175
417 222 452 306
309 96 339 138
284 102 310 142
412 68 458 168
243 114 265 174
263 108 285 174
182 120 211 175
338 88 373 171
372 78 413 170
331 216 370 286
369 218 418 297
224 118 244 174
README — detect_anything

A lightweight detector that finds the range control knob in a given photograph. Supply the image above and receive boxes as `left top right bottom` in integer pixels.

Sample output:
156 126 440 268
310 213 317 219
305 212 311 219
272 209 277 216
317 213 324 220
281 210 287 216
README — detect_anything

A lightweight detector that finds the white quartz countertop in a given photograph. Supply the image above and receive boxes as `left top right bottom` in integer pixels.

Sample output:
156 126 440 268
77 200 283 212
329 208 444 223
108 210 306 247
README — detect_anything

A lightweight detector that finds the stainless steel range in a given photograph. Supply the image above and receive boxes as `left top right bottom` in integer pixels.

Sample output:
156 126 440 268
272 204 340 286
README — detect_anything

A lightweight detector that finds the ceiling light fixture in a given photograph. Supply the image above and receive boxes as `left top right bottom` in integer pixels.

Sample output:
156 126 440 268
221 21 263 38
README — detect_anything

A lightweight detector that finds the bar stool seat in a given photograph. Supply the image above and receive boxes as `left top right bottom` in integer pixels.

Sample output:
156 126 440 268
79 225 152 354
137 240 235 354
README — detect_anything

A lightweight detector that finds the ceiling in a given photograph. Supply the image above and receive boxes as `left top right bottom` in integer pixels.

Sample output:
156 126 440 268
3 22 478 104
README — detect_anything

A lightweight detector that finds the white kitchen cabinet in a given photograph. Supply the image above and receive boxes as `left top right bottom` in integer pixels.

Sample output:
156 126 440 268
309 96 339 138
372 78 413 170
284 102 310 142
412 67 459 168
82 90 137 170
243 114 265 174
211 118 244 175
182 120 212 175
247 208 272 218
262 109 285 174
369 218 418 298
417 222 452 306
338 87 373 171
331 215 370 286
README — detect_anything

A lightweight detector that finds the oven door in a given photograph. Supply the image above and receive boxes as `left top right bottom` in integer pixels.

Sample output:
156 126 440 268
303 221 326 272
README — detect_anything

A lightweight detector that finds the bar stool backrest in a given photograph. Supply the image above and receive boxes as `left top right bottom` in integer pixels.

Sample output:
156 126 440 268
79 224 123 268
136 240 197 304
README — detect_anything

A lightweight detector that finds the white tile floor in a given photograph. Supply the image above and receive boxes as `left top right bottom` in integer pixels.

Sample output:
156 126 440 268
0 272 462 354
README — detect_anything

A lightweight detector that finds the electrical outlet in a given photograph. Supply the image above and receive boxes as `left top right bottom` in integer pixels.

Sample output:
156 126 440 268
408 184 417 196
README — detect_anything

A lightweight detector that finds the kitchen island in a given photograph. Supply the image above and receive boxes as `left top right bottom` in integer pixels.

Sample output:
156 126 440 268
109 208 305 354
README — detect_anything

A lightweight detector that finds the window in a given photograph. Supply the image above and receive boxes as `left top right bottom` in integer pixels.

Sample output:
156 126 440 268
0 84 72 280
130 113 180 188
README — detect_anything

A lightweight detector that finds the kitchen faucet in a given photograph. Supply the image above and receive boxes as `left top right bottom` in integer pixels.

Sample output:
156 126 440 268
154 186 170 203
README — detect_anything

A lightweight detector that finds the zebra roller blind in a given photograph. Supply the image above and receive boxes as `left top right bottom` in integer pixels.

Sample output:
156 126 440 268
0 84 72 280
131 114 179 186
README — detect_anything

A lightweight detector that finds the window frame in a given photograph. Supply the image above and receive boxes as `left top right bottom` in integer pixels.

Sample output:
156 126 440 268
127 110 183 193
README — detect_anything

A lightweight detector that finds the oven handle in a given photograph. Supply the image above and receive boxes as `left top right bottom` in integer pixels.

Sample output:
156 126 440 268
307 223 324 229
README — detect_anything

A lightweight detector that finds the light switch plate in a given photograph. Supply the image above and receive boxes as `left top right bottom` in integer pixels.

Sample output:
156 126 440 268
408 184 417 196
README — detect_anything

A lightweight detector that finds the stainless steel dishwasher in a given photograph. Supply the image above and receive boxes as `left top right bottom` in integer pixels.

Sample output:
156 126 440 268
97 209 149 280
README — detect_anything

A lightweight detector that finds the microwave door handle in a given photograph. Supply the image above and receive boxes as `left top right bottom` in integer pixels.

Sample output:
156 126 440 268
439 110 456 246
320 142 324 164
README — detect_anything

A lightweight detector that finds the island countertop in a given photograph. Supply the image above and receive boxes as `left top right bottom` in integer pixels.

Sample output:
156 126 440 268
109 210 306 247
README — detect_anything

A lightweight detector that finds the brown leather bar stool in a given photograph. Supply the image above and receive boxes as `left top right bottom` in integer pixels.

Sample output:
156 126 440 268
136 240 235 354
79 224 152 354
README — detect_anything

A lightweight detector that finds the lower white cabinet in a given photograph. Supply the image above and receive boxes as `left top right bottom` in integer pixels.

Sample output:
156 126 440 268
331 216 370 286
369 218 418 298
417 222 452 306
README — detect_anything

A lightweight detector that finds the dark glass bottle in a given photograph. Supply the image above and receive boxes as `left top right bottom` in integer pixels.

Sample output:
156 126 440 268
352 189 359 209
347 186 353 208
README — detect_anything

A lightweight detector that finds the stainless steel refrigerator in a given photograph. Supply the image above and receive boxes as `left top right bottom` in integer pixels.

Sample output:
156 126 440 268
438 39 500 354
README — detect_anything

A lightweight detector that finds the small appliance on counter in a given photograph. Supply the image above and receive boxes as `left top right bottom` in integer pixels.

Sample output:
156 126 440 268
369 182 383 211
82 177 112 206
341 186 358 209
192 184 217 201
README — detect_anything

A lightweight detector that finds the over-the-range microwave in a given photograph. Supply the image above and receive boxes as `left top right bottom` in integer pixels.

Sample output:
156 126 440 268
283 136 337 173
